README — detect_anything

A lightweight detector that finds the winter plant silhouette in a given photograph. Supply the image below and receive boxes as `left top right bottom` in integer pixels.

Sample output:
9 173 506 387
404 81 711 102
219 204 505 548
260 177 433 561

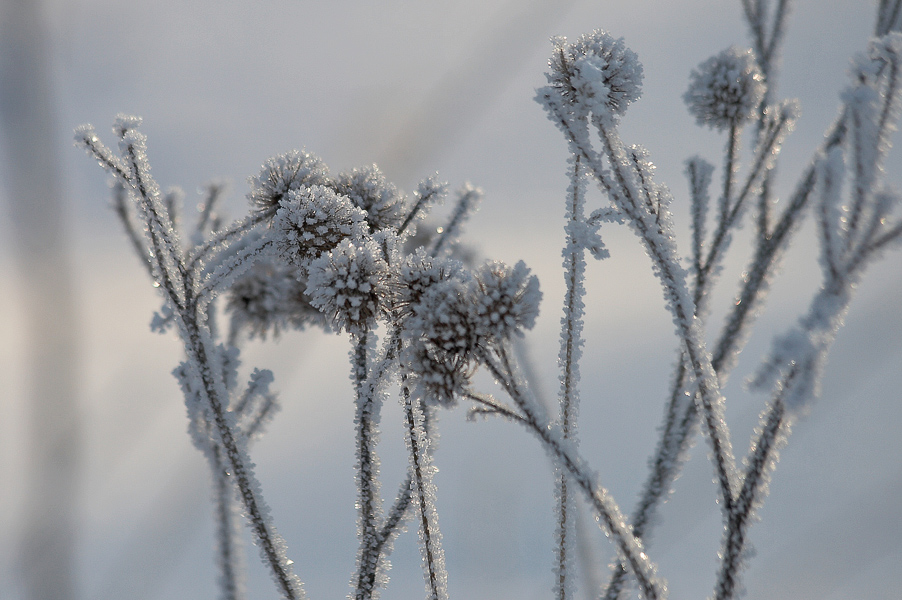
77 1 902 599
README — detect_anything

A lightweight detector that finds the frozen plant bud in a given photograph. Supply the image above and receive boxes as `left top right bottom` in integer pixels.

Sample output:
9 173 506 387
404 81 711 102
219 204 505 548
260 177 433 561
333 165 408 232
545 30 644 117
472 260 541 341
248 150 330 217
394 248 464 320
401 275 480 407
226 260 326 341
306 238 391 336
272 185 367 269
402 342 473 408
405 275 481 357
684 47 765 131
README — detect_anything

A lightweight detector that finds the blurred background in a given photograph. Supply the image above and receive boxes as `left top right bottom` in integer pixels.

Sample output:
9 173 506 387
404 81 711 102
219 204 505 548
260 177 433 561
1 0 900 599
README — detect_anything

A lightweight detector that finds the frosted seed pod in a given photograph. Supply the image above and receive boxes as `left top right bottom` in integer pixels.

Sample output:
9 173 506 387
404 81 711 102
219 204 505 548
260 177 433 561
472 260 542 341
226 260 327 340
545 30 644 117
306 238 391 336
333 164 408 232
272 185 367 269
684 47 765 131
248 150 330 217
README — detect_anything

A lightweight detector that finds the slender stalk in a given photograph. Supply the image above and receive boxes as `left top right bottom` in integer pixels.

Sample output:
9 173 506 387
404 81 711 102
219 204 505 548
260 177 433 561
592 115 740 514
477 345 665 600
212 443 245 600
185 315 303 600
555 155 587 600
353 332 384 600
403 389 447 600
714 385 788 600
80 130 304 600
723 121 740 220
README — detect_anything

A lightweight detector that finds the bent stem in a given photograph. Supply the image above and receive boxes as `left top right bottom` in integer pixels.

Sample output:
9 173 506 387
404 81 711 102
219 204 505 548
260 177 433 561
476 344 666 600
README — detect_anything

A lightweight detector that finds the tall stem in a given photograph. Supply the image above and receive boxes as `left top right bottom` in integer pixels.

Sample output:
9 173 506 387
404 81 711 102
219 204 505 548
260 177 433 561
353 333 384 600
555 155 587 600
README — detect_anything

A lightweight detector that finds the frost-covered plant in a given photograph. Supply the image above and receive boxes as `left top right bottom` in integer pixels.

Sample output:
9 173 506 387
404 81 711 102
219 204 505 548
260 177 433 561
75 2 902 600
537 4 902 600
684 46 766 131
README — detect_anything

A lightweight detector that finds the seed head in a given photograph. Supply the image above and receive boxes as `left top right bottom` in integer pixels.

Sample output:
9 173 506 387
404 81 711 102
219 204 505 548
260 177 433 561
248 150 330 217
684 47 765 131
306 238 391 336
272 185 367 270
472 260 542 341
226 260 326 341
333 165 408 232
544 30 644 117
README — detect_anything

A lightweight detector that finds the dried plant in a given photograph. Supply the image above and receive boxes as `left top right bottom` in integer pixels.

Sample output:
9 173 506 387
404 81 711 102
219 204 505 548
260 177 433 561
76 2 902 599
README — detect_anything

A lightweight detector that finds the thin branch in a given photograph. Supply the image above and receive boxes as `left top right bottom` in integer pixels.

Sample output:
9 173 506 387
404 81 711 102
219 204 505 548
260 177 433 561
353 333 384 600
403 389 447 600
478 345 666 600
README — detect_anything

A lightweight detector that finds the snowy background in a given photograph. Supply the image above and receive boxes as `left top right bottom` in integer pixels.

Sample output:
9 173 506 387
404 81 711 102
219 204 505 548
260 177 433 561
1 0 901 599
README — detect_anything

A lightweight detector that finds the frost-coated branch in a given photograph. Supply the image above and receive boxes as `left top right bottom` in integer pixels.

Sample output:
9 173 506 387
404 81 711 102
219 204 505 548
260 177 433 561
714 375 790 600
403 389 448 600
595 112 740 515
353 333 385 600
431 184 481 255
212 443 247 600
477 345 666 600
76 124 305 600
554 154 589 600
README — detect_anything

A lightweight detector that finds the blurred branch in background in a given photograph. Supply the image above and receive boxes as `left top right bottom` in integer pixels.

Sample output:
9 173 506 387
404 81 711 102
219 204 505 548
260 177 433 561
0 0 80 599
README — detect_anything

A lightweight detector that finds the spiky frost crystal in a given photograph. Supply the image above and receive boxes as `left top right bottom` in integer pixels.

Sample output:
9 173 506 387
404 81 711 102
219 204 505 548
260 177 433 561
684 47 765 130
306 238 390 336
272 185 367 269
544 30 644 117
248 150 330 217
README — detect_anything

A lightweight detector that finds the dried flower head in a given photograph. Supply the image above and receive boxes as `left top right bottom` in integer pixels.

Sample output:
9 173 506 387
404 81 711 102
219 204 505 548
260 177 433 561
684 47 765 131
272 185 367 269
406 275 481 355
226 260 326 341
394 248 464 320
333 165 408 232
403 342 473 407
305 238 391 336
248 150 331 217
472 260 542 341
544 30 644 117
401 275 480 406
